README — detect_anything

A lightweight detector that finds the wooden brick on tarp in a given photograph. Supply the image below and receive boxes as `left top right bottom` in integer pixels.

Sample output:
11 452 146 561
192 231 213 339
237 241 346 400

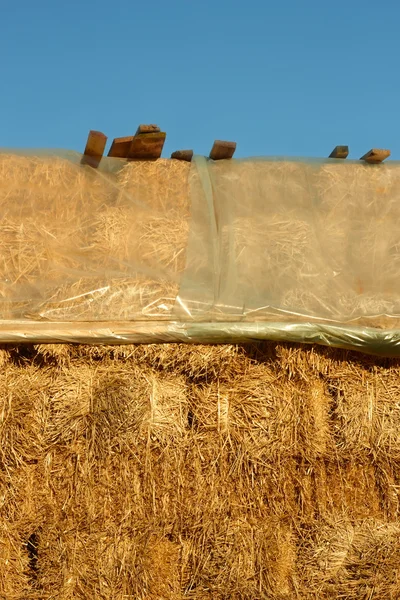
127 132 166 160
82 130 107 168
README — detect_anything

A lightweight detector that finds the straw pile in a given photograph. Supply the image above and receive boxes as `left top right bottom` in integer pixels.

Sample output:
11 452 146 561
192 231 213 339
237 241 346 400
209 159 400 326
1 341 400 599
0 156 190 322
2 153 400 328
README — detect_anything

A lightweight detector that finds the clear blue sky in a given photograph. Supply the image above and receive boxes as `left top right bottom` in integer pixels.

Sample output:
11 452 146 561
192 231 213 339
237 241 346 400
1 0 399 159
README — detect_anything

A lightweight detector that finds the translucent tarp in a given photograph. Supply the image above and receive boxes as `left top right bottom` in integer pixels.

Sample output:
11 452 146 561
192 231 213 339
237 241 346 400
1 150 400 354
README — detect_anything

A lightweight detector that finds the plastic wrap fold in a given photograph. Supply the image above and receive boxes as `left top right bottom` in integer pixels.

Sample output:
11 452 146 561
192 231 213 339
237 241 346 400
1 149 400 355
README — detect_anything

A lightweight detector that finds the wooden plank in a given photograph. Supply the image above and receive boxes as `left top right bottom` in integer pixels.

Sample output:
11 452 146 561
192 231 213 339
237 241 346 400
171 149 193 162
329 145 349 159
81 130 107 168
108 136 135 158
209 140 236 160
360 148 391 163
135 124 160 135
127 132 166 160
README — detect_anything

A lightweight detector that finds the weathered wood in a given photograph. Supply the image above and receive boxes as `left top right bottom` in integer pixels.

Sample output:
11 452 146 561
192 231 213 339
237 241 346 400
108 136 135 158
209 140 236 160
329 145 349 159
127 132 166 160
171 149 193 162
81 130 107 168
360 149 391 163
135 124 161 135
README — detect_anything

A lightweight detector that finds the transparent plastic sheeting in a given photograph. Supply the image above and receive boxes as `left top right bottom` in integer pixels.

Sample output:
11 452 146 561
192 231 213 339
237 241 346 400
1 150 400 355
0 321 399 357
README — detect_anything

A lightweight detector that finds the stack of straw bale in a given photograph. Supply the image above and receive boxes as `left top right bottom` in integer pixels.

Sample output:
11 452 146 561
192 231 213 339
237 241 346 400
1 153 400 328
1 341 400 599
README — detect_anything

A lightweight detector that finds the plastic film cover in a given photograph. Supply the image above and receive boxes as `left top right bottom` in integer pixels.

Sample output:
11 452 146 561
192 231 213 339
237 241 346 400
1 150 400 355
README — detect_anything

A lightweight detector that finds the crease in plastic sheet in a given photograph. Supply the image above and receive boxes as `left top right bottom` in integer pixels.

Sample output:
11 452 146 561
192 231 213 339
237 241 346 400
1 149 400 355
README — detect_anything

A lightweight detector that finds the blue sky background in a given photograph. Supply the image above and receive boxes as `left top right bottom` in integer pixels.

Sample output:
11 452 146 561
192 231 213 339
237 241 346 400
1 0 399 159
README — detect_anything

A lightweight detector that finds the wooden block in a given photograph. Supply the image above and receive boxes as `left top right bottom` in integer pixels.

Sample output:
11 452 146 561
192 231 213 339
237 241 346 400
108 136 135 158
135 124 161 135
81 130 107 168
127 132 166 160
171 149 193 162
329 145 349 159
209 140 236 160
360 149 391 163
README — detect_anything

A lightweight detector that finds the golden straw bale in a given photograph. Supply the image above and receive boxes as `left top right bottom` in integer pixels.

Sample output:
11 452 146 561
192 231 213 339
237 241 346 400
295 459 382 521
117 158 191 214
1 341 400 597
316 362 400 462
0 365 48 470
34 363 188 598
313 162 400 320
190 367 333 467
206 159 400 324
91 205 189 275
35 521 182 600
298 518 400 598
44 364 188 454
0 154 119 320
66 343 253 383
37 510 182 600
315 162 400 277
111 159 192 300
221 213 321 318
0 154 186 322
0 156 115 261
0 462 45 600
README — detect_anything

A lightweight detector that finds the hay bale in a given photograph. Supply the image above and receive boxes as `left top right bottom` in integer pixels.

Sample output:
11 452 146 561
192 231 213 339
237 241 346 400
0 155 191 322
200 158 400 325
115 159 191 280
117 158 191 214
0 471 36 600
0 462 45 599
0 154 115 320
92 205 189 275
2 153 400 331
0 341 398 597
299 518 400 598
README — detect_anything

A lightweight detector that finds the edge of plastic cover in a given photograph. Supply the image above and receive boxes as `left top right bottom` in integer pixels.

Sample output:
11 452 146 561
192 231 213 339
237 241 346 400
0 320 399 356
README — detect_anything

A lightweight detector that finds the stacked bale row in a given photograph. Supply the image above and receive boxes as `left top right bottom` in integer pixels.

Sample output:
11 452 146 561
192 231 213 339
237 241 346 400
2 154 400 327
1 342 399 599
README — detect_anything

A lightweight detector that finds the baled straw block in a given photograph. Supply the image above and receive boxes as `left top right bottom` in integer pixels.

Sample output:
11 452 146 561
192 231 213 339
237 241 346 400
0 155 189 322
115 159 191 281
1 342 400 596
299 518 400 598
0 154 117 320
207 158 400 326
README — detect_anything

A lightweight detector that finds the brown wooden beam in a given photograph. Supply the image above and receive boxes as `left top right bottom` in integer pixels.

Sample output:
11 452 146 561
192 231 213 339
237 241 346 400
127 131 166 160
209 140 236 160
171 149 193 162
108 136 135 158
81 130 107 168
329 145 349 159
360 148 391 163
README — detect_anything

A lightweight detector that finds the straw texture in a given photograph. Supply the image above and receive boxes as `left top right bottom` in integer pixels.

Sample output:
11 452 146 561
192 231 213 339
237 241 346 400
1 342 400 599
